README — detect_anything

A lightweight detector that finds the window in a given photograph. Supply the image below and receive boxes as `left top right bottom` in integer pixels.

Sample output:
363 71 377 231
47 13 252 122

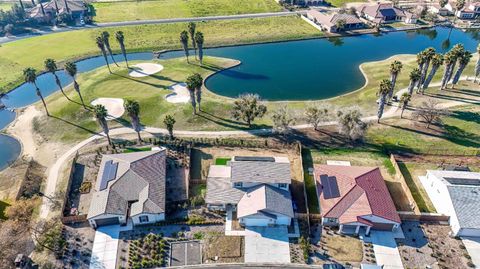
139 215 149 223
324 217 338 223
234 182 243 188
278 183 287 189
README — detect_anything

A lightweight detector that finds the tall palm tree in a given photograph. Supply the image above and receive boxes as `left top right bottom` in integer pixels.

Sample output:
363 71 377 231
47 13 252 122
422 53 443 92
96 36 111 73
441 51 456 89
18 0 25 12
186 74 198 115
93 104 112 145
37 0 45 16
24 67 49 116
65 62 86 109
377 79 391 123
44 58 69 100
115 31 128 68
408 68 421 95
163 114 176 140
416 51 427 92
188 22 197 59
124 100 142 142
399 93 411 119
63 0 70 13
180 30 189 63
195 32 204 65
102 31 119 67
447 44 465 84
452 51 472 87
388 60 403 101
420 47 436 87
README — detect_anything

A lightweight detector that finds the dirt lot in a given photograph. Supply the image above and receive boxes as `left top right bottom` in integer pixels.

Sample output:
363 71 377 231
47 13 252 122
191 145 306 213
317 228 364 265
422 223 474 269
397 221 437 269
202 234 244 263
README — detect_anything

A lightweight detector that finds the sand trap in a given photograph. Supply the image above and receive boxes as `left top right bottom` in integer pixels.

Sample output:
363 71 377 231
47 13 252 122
91 98 124 120
129 63 164 77
165 83 191 104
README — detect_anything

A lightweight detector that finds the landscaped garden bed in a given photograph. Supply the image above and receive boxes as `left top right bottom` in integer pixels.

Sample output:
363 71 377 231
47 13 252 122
126 233 168 269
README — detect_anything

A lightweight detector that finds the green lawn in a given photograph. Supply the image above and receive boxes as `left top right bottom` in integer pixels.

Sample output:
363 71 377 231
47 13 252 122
215 157 231 165
0 200 10 220
0 2 12 11
0 15 321 93
123 147 152 153
92 0 283 23
325 0 366 7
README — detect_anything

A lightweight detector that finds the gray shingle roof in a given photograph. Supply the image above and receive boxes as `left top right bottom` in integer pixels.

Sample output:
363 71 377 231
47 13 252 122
205 176 245 204
447 186 480 229
88 149 166 219
230 161 291 184
237 184 294 218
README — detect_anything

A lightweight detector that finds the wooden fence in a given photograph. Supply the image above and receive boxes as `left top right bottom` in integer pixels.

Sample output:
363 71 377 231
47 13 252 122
62 214 88 224
398 211 450 223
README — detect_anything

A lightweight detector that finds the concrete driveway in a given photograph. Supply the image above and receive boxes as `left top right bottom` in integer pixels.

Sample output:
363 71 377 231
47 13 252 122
462 237 480 268
370 231 404 269
244 226 290 263
90 223 132 269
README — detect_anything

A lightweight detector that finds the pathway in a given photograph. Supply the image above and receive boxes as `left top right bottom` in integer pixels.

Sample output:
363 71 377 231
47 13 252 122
90 223 133 269
370 230 404 269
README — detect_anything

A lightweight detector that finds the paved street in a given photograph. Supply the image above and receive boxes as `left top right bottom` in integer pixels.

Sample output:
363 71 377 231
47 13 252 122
370 230 404 269
244 226 290 263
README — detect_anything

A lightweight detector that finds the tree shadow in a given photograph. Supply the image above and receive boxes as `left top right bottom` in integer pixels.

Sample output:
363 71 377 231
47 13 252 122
444 88 480 98
50 115 98 135
196 112 270 131
111 73 169 89
200 110 248 126
212 69 269 80
449 110 480 124
423 92 480 105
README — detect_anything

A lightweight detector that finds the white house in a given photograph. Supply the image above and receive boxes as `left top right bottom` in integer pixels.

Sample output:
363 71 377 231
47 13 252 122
205 156 294 227
421 170 480 237
87 149 167 228
446 2 480 19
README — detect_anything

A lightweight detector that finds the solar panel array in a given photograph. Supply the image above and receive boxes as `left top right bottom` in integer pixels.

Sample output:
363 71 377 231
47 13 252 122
320 174 340 199
445 177 480 186
99 160 118 190
234 156 275 162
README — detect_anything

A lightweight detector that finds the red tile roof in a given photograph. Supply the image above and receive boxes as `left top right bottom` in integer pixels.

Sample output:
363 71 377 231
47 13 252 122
315 165 400 225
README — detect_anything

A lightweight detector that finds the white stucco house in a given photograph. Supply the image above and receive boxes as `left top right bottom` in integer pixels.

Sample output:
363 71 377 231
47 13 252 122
420 170 480 237
205 156 294 227
87 149 167 228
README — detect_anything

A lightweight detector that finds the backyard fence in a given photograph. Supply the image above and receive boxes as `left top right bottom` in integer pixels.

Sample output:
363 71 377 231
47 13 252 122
390 154 420 214
61 152 86 224
397 211 450 223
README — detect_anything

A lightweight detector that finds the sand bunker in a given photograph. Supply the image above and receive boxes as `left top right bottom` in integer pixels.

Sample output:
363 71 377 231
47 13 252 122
129 63 164 77
91 98 125 120
165 83 190 104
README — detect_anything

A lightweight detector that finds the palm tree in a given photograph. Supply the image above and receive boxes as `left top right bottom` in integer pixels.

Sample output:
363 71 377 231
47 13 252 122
422 53 443 92
186 74 198 115
44 58 69 100
188 22 197 59
18 0 25 12
399 93 411 118
419 47 436 87
452 51 472 87
24 67 49 116
115 31 129 68
388 60 403 101
195 32 204 65
180 31 189 63
163 114 176 140
408 68 421 95
441 51 455 89
193 73 203 111
377 79 391 123
93 104 112 145
96 36 111 73
65 62 86 109
124 100 142 142
102 31 119 67
475 45 480 82
416 51 427 92
37 0 45 16
447 44 465 84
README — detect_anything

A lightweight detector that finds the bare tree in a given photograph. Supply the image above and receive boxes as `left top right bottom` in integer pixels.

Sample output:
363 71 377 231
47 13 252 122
231 93 267 128
337 106 369 141
271 106 295 134
413 99 447 128
304 105 331 131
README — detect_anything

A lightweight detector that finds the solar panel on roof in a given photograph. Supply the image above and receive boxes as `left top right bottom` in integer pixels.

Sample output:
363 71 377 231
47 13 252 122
445 177 480 186
99 160 118 190
234 156 275 162
320 175 340 199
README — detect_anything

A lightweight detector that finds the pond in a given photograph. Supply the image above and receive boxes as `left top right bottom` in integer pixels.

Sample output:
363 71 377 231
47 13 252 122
0 26 479 171
0 134 21 171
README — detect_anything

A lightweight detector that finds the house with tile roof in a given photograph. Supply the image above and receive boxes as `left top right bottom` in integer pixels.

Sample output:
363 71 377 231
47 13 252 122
29 0 90 24
306 10 364 33
314 164 401 235
205 156 294 227
420 170 480 237
87 148 166 228
446 1 480 19
358 3 418 24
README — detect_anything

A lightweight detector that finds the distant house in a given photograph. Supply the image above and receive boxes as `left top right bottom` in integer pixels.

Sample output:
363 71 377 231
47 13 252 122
307 10 364 33
87 149 167 228
29 0 89 24
428 3 450 16
314 165 401 235
358 3 418 24
446 1 480 19
205 156 294 227
420 170 480 237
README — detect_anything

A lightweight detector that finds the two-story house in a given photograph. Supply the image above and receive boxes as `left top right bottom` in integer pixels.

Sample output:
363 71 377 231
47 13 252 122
205 156 294 227
446 2 480 19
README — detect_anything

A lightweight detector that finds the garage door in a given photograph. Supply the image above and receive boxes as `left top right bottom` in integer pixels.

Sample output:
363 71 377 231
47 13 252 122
372 223 394 231
243 218 270 227
95 217 120 227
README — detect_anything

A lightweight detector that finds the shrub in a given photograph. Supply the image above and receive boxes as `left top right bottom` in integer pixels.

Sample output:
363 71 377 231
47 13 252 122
79 182 92 194
299 236 310 262
193 232 204 240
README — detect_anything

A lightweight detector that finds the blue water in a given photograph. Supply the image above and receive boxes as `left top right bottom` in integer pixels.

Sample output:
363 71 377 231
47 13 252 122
0 27 479 171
